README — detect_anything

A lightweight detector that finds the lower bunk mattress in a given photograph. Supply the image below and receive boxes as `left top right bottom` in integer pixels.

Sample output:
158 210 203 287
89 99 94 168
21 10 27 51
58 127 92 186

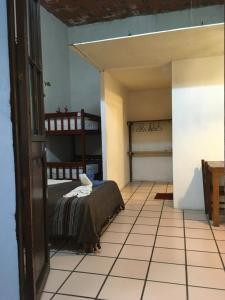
47 180 124 252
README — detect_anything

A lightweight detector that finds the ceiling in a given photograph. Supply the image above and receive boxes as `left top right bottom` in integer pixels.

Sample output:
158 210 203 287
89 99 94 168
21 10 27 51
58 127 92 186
71 24 224 90
40 0 224 26
109 64 171 91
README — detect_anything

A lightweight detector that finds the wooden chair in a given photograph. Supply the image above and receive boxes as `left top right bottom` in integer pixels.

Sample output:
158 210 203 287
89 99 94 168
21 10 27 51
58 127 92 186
201 159 224 222
201 160 212 218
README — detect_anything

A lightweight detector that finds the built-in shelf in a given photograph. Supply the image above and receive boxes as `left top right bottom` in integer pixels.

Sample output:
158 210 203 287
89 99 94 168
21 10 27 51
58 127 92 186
127 118 172 181
128 150 172 157
127 118 172 125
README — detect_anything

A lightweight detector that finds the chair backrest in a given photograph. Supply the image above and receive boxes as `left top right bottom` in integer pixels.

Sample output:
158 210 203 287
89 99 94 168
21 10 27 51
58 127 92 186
201 160 207 214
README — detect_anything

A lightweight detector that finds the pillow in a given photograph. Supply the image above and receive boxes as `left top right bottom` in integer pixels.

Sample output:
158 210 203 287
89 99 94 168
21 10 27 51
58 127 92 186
86 169 95 181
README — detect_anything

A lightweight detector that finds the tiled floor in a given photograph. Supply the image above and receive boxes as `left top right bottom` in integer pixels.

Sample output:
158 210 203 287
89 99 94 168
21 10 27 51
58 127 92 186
42 182 225 300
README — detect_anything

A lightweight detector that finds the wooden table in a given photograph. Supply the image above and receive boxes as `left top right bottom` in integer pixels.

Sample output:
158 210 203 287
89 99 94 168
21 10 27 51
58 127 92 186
206 161 224 226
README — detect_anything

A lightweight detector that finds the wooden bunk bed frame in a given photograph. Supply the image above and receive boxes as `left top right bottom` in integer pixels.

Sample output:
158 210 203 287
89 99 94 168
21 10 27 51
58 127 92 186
45 109 102 180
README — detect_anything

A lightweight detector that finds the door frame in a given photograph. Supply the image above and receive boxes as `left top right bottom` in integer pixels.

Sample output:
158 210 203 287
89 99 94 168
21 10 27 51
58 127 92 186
7 1 49 299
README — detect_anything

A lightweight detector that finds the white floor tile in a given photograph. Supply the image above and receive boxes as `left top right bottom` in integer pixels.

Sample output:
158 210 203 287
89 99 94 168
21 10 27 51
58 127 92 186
43 270 70 293
184 212 208 221
59 272 105 298
119 244 152 261
217 241 225 253
98 276 144 300
213 230 225 240
40 292 54 300
92 242 123 258
126 233 155 247
189 286 225 300
160 218 183 227
113 215 136 224
142 204 162 211
187 251 223 268
185 228 213 239
50 252 84 271
75 256 115 275
110 258 149 279
139 211 161 218
152 247 185 264
101 232 128 244
161 212 183 219
53 295 92 300
148 262 186 284
185 220 210 229
158 226 184 237
125 204 142 210
155 236 185 249
131 224 157 235
143 281 186 300
107 223 132 233
135 217 159 225
188 266 225 289
119 209 140 217
186 238 218 252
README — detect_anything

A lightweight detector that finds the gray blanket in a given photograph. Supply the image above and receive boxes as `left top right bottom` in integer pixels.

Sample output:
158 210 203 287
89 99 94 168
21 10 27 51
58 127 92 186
47 180 124 251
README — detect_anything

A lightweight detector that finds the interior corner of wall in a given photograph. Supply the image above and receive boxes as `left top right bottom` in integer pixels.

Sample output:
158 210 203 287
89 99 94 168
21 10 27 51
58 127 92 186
100 71 107 180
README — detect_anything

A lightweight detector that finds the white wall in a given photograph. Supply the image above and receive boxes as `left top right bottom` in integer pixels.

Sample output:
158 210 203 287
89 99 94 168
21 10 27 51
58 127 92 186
41 7 71 113
102 72 129 189
127 89 172 182
0 1 19 298
172 56 224 209
68 5 223 115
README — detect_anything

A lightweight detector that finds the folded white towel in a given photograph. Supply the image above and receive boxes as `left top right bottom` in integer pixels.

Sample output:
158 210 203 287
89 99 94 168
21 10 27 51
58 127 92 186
63 173 92 198
79 173 93 187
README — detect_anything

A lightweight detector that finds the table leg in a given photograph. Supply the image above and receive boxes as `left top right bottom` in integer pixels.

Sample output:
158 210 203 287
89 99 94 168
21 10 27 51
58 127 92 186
212 173 220 226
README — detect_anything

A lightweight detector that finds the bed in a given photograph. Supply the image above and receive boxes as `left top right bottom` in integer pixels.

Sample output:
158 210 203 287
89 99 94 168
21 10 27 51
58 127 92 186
47 179 124 252
45 110 101 133
45 109 102 180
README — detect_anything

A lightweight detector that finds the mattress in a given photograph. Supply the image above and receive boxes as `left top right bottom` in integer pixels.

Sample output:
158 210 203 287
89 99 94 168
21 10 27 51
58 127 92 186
48 179 72 185
47 163 99 180
47 180 125 252
45 115 98 131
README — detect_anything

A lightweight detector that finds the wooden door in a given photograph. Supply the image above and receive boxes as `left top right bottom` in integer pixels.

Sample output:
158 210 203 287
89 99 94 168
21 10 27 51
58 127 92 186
7 0 49 299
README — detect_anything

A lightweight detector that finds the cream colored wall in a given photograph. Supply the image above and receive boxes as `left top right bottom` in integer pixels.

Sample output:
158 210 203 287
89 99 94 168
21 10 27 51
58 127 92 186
127 89 172 120
127 89 173 182
172 56 224 209
101 72 129 189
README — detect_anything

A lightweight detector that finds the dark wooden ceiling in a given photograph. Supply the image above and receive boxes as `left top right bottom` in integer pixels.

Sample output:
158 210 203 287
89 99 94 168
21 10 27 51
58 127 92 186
41 0 224 26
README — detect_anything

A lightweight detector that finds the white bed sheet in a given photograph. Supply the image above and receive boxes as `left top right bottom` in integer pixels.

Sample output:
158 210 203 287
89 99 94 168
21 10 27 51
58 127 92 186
45 117 98 131
48 179 72 185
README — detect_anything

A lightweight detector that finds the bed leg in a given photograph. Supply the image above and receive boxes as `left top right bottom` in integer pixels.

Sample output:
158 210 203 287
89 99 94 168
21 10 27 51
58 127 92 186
84 243 94 253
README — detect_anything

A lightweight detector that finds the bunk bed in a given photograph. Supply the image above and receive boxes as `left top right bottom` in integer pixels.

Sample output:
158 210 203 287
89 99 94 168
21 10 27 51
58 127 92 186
45 109 102 180
45 110 125 252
